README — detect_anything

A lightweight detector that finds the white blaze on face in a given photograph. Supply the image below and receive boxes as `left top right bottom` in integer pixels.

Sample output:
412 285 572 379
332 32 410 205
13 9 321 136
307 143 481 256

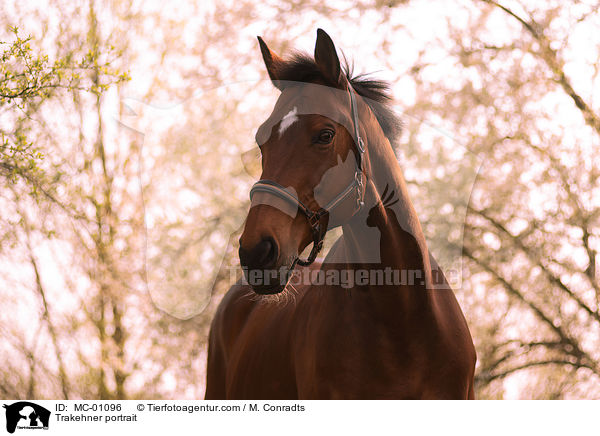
278 106 298 137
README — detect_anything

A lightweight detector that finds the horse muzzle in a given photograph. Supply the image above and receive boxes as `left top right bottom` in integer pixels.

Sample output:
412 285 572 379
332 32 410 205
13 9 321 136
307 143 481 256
239 237 289 294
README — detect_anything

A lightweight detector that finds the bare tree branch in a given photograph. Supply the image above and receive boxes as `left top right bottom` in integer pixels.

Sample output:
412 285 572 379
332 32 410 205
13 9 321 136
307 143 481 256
469 207 600 323
481 0 600 134
477 359 593 383
460 244 598 375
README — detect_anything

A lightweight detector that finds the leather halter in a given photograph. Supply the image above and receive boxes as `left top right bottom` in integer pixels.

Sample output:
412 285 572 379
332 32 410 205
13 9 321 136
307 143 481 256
249 86 366 269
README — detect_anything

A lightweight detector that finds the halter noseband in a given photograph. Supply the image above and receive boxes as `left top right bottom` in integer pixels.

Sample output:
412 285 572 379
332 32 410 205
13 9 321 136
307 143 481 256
249 86 366 269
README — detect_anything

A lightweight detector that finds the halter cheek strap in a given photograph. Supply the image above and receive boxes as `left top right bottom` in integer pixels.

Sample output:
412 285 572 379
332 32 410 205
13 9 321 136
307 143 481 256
249 86 366 269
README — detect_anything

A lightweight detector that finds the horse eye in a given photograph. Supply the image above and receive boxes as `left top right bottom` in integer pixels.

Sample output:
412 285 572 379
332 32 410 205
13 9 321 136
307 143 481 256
317 129 335 144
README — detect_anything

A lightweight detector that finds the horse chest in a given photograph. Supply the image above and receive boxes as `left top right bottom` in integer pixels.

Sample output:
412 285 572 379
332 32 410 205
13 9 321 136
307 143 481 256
292 292 471 399
292 310 418 397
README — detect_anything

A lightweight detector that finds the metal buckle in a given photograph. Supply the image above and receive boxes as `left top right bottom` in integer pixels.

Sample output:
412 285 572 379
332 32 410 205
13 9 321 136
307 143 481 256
354 171 364 208
354 171 362 186
357 137 365 154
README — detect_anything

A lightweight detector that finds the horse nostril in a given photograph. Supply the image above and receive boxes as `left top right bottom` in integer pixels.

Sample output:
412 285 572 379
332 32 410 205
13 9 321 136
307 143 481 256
256 239 275 266
239 237 278 270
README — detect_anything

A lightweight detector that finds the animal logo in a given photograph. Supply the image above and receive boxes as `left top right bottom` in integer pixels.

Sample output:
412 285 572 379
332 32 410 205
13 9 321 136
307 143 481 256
2 402 50 433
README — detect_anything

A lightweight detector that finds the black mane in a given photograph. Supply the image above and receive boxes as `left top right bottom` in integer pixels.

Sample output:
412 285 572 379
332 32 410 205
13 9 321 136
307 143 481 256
274 52 403 145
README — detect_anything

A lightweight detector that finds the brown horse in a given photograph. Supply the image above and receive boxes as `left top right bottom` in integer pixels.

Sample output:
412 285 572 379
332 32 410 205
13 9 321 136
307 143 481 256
205 29 476 399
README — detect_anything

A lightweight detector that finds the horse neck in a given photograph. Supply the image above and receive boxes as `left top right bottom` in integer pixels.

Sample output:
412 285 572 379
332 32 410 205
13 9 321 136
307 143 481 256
339 116 434 310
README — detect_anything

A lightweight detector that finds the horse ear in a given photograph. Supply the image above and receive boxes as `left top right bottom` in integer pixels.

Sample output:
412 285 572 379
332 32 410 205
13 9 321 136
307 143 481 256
257 36 285 90
314 29 344 88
